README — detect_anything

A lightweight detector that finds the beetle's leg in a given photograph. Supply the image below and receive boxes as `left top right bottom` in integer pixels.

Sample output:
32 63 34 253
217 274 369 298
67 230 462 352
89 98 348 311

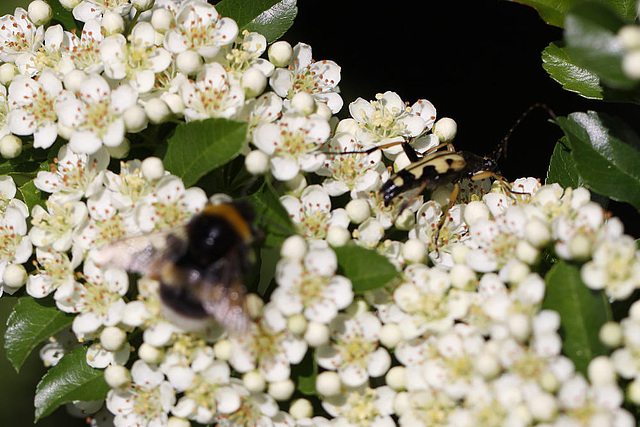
470 171 529 195
434 182 461 247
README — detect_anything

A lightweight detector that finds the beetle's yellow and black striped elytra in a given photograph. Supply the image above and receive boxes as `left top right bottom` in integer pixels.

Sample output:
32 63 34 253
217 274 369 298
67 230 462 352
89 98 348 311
94 201 258 334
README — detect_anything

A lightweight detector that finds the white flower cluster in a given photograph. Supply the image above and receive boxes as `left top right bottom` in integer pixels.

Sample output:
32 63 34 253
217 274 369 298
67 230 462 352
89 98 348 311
1 1 640 427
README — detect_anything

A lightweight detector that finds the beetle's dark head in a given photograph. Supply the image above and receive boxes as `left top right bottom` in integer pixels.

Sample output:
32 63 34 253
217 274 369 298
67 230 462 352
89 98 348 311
460 152 500 178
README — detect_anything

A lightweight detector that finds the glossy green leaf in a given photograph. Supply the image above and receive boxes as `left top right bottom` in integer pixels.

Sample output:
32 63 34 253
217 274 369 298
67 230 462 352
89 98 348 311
34 347 109 421
546 138 584 187
163 118 247 188
556 111 640 210
216 0 298 43
46 0 80 32
511 0 637 28
333 245 398 294
564 2 636 89
17 179 46 211
542 260 611 375
542 42 605 99
5 298 74 372
248 182 295 248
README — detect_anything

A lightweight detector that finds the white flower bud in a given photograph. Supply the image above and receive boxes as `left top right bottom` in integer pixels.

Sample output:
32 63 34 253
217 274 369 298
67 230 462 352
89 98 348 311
2 264 27 289
268 379 295 401
289 398 313 419
290 92 316 115
284 172 307 193
144 97 172 124
599 321 623 348
314 102 332 121
451 244 470 265
58 0 81 9
243 370 266 392
475 352 500 378
315 371 341 396
433 117 457 142
100 326 127 351
464 201 490 226
176 50 203 76
385 366 406 391
245 293 264 319
107 139 130 159
62 69 86 93
623 50 640 78
244 149 270 175
123 105 148 132
569 233 591 260
618 25 640 49
628 379 640 405
525 218 551 248
167 417 191 427
28 0 52 25
393 391 410 416
268 41 293 67
141 156 165 181
505 260 530 284
508 313 531 342
588 355 616 385
379 323 402 349
0 63 16 85
394 208 415 231
0 135 22 159
304 321 329 347
528 392 557 422
151 8 174 33
629 300 640 321
402 238 426 264
345 199 371 224
132 0 154 12
241 67 267 98
138 343 164 364
104 365 131 389
213 339 232 361
326 226 351 247
281 235 307 260
287 313 307 336
539 371 559 393
515 240 539 265
450 264 476 289
101 11 125 35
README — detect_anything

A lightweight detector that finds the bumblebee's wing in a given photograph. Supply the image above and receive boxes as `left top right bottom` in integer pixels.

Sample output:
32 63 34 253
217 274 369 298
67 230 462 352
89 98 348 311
92 229 187 277
197 254 251 334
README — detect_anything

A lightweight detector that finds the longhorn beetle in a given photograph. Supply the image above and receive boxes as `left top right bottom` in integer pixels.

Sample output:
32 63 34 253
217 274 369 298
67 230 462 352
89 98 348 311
326 103 557 230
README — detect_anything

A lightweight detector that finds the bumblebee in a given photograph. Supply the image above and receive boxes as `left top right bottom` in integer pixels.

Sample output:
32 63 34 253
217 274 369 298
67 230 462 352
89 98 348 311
95 201 257 334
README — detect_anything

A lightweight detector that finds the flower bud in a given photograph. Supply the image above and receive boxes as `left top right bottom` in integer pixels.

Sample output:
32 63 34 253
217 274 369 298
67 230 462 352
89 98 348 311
268 379 295 401
268 41 293 67
326 226 351 247
141 156 165 181
28 0 52 25
0 63 16 85
569 233 591 261
2 264 27 289
100 326 127 351
290 92 316 115
123 105 148 132
107 140 130 159
379 323 402 349
289 398 313 419
101 11 125 35
281 235 307 260
528 392 557 422
345 199 371 224
402 238 426 264
315 371 341 396
243 370 266 392
433 117 457 142
151 8 174 33
599 321 623 348
525 218 551 248
176 50 203 76
315 102 332 121
450 264 476 289
162 93 185 115
132 0 154 12
167 417 191 427
138 343 164 364
304 321 329 347
394 208 415 231
0 135 22 159
464 201 489 226
144 97 172 124
104 365 131 389
475 352 500 378
244 149 270 175
241 67 267 98
58 0 80 10
63 69 86 93
618 25 640 49
393 392 410 416
588 355 616 385
213 339 232 361
623 51 640 79
287 313 307 336
515 240 539 265
385 366 406 391
628 379 640 405
245 293 264 319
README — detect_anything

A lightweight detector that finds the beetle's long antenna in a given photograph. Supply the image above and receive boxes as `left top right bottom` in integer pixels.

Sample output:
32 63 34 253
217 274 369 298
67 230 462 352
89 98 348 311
494 102 557 161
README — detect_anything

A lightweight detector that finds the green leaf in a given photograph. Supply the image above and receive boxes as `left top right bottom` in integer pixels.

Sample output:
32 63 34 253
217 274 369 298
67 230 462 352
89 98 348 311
5 298 74 372
542 42 605 99
556 111 640 210
542 260 611 375
17 179 46 211
546 138 585 187
292 351 317 396
564 2 637 89
34 346 109 421
333 245 398 294
163 118 247 188
248 182 295 247
512 0 637 28
46 0 80 32
216 0 298 43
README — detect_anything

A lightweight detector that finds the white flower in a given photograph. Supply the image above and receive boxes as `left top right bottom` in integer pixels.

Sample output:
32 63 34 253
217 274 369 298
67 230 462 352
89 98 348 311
56 75 138 154
73 0 132 22
34 144 109 203
66 19 104 74
29 200 87 252
217 30 274 77
179 62 245 120
0 204 32 296
7 70 65 148
252 111 330 181
106 360 176 426
316 311 391 387
26 249 79 298
0 86 10 140
272 246 353 323
322 386 396 427
213 379 284 426
280 185 348 240
270 42 343 113
101 22 173 93
0 8 44 64
163 0 238 59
